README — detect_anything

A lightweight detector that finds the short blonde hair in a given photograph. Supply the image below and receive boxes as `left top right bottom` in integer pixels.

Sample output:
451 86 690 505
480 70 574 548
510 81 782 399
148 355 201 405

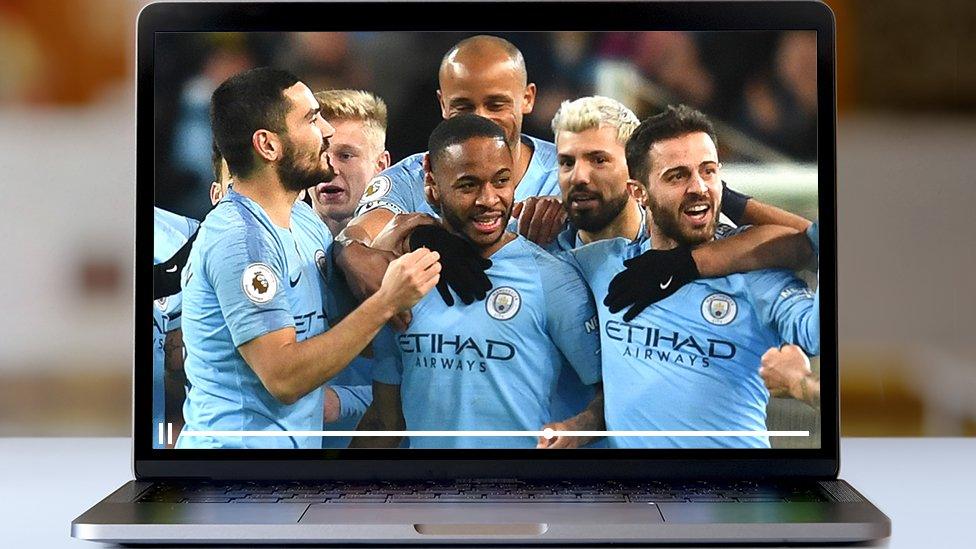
551 95 639 146
314 89 388 153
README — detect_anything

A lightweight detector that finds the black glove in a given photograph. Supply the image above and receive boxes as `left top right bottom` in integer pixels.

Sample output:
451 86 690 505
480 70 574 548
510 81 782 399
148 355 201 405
408 224 492 306
604 246 701 321
153 228 198 300
721 180 752 226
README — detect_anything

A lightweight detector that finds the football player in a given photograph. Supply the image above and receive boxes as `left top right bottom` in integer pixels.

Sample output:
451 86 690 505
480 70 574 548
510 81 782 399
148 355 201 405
351 115 603 449
569 105 819 449
176 68 440 449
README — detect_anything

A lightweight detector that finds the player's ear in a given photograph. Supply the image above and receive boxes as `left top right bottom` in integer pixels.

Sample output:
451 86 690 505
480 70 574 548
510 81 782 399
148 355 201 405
423 154 440 208
626 179 647 207
376 150 391 173
436 89 450 119
521 82 537 114
252 129 281 164
210 181 222 206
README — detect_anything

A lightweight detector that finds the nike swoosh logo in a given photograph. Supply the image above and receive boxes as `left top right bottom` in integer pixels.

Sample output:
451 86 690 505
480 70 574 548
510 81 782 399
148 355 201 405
660 276 673 290
289 272 302 287
165 264 178 273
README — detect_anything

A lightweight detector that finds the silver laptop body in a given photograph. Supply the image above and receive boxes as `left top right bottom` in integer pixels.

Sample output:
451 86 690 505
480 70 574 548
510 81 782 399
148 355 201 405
73 1 890 544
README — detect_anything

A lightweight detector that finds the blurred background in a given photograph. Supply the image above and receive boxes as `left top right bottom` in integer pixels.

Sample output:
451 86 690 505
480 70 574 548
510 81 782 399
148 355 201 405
0 0 972 439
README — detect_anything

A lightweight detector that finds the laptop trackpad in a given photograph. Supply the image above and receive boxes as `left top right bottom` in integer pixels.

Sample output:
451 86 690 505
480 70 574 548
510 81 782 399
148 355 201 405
300 503 663 535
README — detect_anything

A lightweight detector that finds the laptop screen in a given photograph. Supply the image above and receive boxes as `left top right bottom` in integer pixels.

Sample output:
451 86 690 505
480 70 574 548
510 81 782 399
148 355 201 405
151 29 821 454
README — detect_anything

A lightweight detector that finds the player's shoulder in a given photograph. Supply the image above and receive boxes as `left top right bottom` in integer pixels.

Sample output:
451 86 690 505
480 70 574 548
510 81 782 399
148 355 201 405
518 235 574 269
512 236 587 289
380 152 425 182
199 193 277 251
570 236 636 262
292 200 334 239
359 153 426 210
524 134 556 159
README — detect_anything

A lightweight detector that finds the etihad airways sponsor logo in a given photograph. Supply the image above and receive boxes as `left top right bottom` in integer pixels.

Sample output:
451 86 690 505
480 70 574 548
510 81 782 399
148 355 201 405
604 319 736 368
398 333 518 374
397 333 516 361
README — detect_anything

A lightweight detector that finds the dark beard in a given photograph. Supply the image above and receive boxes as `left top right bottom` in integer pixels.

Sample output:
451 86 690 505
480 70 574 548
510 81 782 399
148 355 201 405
646 194 716 246
568 190 630 233
276 138 334 192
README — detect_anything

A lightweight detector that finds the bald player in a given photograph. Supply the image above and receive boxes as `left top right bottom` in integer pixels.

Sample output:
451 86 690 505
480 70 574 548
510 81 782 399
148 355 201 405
343 35 563 247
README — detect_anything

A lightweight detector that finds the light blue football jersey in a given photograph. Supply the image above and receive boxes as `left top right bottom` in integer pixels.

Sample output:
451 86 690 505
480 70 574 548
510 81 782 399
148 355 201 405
176 190 334 449
354 133 593 424
568 230 819 449
152 208 199 447
372 235 602 449
353 134 559 219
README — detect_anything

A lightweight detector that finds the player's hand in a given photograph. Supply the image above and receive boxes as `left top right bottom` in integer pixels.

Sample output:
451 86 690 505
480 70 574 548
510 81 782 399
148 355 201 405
513 196 567 246
604 246 701 321
324 387 341 424
408 224 492 306
371 213 439 255
536 421 584 449
375 248 441 313
760 345 811 400
334 242 415 331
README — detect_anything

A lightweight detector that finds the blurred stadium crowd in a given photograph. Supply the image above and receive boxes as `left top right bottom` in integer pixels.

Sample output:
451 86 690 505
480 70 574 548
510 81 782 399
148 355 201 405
155 31 817 219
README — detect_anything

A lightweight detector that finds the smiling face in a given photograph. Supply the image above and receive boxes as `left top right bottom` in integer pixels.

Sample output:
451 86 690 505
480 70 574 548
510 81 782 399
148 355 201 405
644 131 722 246
556 125 632 233
310 118 387 225
426 136 514 254
275 82 336 192
437 53 535 152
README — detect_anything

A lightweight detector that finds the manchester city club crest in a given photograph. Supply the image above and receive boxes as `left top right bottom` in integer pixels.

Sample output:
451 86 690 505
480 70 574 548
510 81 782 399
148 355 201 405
486 286 521 321
701 292 737 325
241 263 277 304
314 249 329 280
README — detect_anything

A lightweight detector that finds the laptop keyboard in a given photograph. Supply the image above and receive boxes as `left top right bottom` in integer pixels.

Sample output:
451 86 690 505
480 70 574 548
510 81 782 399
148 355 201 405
137 479 829 504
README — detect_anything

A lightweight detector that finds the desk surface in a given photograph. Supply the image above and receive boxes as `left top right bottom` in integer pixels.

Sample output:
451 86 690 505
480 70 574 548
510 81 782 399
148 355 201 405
1 437 972 548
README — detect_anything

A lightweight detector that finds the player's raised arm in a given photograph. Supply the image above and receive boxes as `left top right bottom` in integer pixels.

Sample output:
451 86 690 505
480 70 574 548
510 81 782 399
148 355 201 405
240 248 440 405
722 180 812 233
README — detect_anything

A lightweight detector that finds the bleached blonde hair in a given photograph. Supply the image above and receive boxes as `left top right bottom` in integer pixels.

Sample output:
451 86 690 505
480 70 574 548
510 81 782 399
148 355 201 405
314 89 388 153
551 95 639 146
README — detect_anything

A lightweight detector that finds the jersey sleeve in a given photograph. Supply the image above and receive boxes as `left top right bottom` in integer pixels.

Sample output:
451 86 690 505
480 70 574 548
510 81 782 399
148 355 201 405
806 222 820 257
537 250 602 386
370 326 403 385
161 293 184 332
747 269 820 356
354 155 425 217
332 384 373 421
203 230 294 348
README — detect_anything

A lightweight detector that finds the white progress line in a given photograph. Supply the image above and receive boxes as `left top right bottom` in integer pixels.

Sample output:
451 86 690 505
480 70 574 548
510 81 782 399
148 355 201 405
178 430 809 438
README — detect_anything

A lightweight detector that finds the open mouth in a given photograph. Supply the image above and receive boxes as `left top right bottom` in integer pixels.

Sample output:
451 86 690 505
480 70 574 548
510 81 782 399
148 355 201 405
682 202 711 226
315 182 346 203
568 191 600 210
471 212 503 235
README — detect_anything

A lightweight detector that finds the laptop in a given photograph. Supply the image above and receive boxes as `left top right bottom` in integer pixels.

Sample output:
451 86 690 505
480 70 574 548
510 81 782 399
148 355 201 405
73 1 891 544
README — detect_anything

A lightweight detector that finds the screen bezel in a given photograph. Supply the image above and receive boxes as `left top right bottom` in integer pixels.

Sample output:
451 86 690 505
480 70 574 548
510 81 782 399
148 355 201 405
137 1 838 480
